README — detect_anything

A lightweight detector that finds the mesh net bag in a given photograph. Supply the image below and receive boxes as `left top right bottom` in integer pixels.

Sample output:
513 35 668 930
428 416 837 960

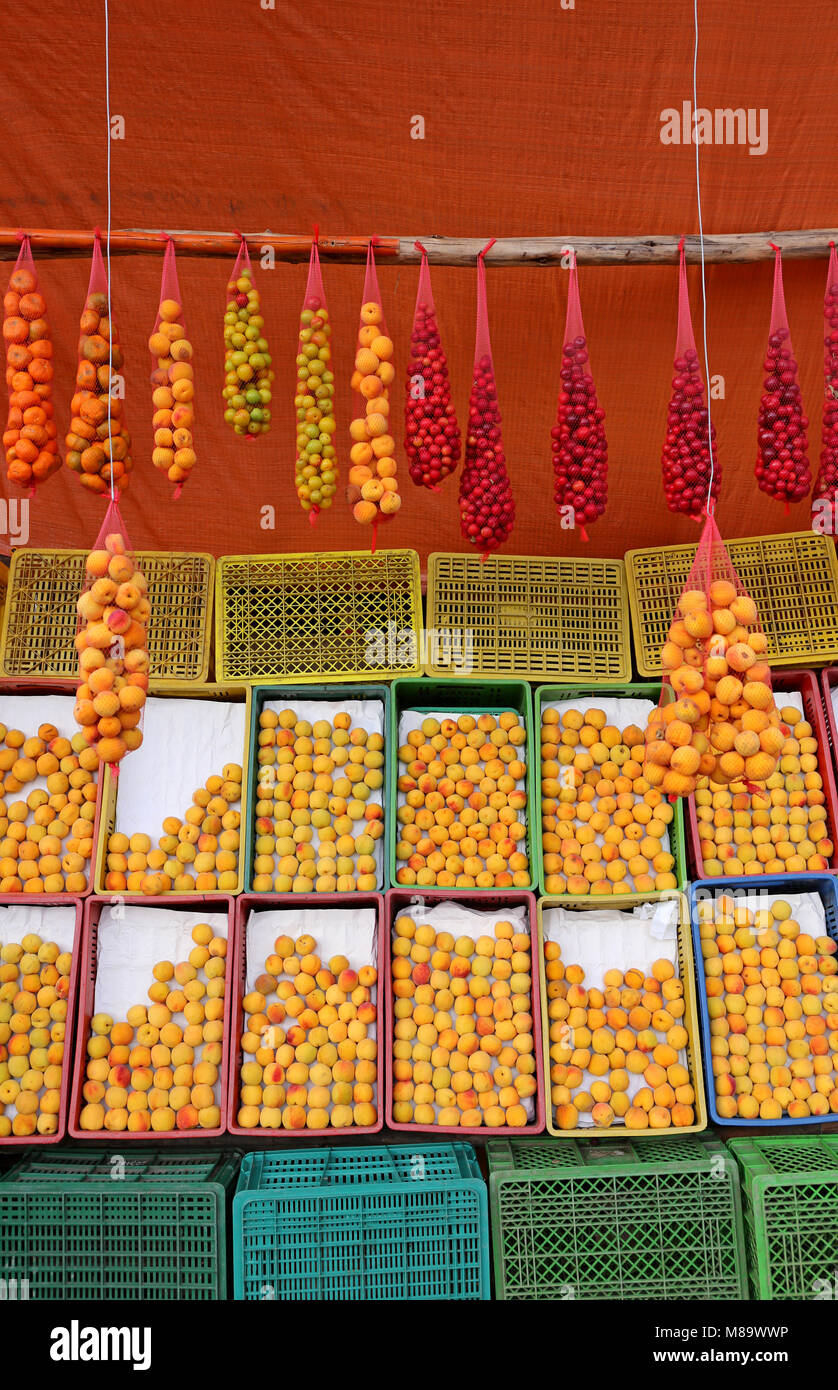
65 234 132 497
459 241 515 556
404 242 460 490
223 237 273 439
347 240 401 552
755 245 810 508
148 237 196 498
294 237 337 522
74 498 148 771
661 241 720 519
3 235 60 494
813 242 838 509
551 255 607 540
643 513 785 802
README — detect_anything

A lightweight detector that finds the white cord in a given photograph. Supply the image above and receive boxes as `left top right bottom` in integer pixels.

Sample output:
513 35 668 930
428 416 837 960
693 0 715 513
104 0 114 502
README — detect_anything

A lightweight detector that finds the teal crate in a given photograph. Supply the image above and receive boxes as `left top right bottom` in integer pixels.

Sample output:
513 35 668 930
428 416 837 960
729 1135 838 1300
244 682 392 893
388 677 537 891
0 1149 238 1299
487 1135 747 1300
233 1143 489 1300
533 681 687 897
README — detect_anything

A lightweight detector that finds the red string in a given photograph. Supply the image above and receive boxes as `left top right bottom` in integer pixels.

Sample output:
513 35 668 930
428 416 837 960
14 229 25 244
371 519 378 555
308 507 319 526
159 231 173 243
370 235 380 248
414 240 427 259
677 235 685 252
312 224 319 246
769 242 780 253
93 226 102 241
173 483 183 501
579 525 589 543
478 237 497 260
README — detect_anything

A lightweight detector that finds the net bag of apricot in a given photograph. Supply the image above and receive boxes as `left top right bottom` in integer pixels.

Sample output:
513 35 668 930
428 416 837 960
3 235 60 494
661 239 719 520
643 513 785 801
813 242 838 513
65 233 132 497
755 244 810 510
222 237 273 439
404 242 460 491
552 254 607 539
149 237 196 497
74 498 149 771
294 236 337 521
459 240 514 557
347 240 401 551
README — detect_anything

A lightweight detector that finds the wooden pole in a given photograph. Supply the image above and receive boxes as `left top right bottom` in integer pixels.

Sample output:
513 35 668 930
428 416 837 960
0 228 836 264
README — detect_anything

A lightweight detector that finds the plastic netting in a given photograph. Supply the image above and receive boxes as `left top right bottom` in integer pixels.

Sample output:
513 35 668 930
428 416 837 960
223 238 273 439
65 235 132 497
74 497 148 770
347 240 401 551
405 243 460 490
3 236 60 494
294 238 337 522
813 242 838 510
459 242 515 557
661 241 719 519
551 256 607 539
755 245 810 508
149 238 196 498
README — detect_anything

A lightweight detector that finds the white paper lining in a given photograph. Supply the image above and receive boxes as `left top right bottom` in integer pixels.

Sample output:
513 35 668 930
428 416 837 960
0 903 77 1125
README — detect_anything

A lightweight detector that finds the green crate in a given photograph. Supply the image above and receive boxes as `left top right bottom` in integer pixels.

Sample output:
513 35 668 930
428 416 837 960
532 681 687 897
244 683 392 892
388 677 537 891
0 1149 238 1299
487 1135 747 1300
729 1135 838 1300
233 1143 489 1300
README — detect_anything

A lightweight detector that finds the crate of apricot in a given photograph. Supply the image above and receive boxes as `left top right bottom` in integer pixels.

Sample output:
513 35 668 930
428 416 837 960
229 897 382 1135
691 876 838 1125
0 901 82 1143
539 894 706 1138
95 686 249 896
69 897 232 1138
247 686 389 893
385 891 544 1134
536 683 687 898
390 678 535 891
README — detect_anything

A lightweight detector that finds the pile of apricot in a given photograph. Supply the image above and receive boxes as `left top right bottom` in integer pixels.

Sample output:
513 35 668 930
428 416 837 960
347 302 401 526
75 532 149 767
0 928 72 1136
3 261 59 490
0 720 97 894
149 296 196 491
65 289 132 495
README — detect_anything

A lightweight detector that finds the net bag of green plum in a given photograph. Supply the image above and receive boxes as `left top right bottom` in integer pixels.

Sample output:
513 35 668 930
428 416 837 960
812 242 838 510
295 233 337 523
661 239 720 520
148 236 196 498
755 243 810 510
551 254 607 540
459 239 515 558
222 234 273 439
405 242 460 491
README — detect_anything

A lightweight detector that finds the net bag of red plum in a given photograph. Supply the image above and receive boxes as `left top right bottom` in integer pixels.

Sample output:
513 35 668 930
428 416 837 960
347 240 401 551
294 236 337 522
551 255 607 539
756 244 810 508
643 514 785 800
404 242 460 490
3 236 60 493
661 240 719 519
65 235 132 497
74 499 149 771
148 237 196 497
223 237 273 439
459 241 515 556
813 242 838 510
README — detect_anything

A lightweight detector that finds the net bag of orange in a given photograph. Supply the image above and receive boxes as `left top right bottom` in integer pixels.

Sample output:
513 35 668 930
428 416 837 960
347 239 401 551
295 234 337 521
643 513 785 800
74 499 148 770
223 236 272 438
149 236 196 497
65 233 132 496
3 235 60 493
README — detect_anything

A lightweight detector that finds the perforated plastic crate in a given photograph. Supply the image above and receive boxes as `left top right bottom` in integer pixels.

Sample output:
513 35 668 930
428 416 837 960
626 531 838 677
233 1142 489 1300
425 551 631 682
0 547 214 684
215 549 422 683
487 1134 747 1300
729 1135 838 1300
0 1148 237 1298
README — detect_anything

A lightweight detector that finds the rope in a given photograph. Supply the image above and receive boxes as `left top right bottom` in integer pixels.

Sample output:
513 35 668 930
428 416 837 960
104 0 114 503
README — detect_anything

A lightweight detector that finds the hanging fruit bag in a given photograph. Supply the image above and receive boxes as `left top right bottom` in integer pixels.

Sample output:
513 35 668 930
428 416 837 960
552 254 607 539
755 244 810 508
813 242 838 511
661 239 720 519
65 234 132 497
3 235 60 493
459 240 515 556
405 242 460 490
149 237 196 497
294 235 337 521
223 237 272 438
347 240 401 550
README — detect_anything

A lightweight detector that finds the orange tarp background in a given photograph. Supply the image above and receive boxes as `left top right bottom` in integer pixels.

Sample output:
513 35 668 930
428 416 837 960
1 0 837 566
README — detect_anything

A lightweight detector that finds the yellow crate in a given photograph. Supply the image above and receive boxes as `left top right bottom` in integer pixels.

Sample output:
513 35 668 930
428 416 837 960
537 892 707 1139
93 684 252 897
425 552 631 682
0 548 214 685
215 549 423 683
0 559 8 642
626 530 838 677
